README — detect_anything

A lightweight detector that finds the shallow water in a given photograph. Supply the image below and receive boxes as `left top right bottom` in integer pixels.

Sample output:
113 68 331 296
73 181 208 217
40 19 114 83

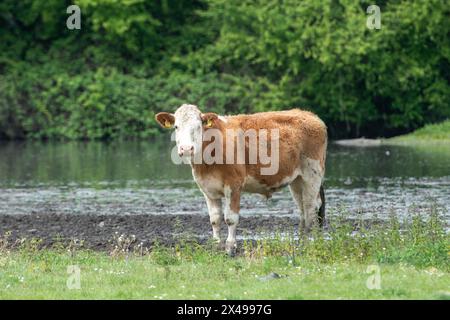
0 139 449 222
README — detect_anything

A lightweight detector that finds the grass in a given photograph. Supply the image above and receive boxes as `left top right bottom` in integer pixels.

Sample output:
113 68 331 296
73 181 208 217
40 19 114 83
386 120 450 144
0 208 448 299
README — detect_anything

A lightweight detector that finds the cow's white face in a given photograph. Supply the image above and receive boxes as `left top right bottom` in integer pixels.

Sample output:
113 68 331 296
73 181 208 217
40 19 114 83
173 104 203 157
155 104 218 158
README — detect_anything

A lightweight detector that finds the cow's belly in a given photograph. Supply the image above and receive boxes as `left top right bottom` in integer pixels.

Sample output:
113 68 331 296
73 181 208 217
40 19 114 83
192 168 301 199
242 174 298 197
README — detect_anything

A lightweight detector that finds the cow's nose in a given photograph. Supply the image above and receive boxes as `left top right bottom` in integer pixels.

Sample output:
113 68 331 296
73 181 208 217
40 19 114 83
179 145 194 156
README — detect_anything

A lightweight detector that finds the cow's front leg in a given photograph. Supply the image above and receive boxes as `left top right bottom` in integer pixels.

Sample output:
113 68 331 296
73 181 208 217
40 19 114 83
223 186 241 256
204 196 222 242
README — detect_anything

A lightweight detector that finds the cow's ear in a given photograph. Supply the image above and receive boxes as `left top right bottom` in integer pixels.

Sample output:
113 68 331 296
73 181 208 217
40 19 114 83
155 112 175 129
201 113 218 128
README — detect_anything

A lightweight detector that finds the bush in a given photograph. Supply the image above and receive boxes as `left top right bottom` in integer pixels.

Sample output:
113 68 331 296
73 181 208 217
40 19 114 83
0 64 265 139
0 0 449 139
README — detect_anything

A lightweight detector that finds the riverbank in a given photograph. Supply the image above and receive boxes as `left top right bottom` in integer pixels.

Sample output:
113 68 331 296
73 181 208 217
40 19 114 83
386 120 450 145
333 120 450 147
0 209 448 299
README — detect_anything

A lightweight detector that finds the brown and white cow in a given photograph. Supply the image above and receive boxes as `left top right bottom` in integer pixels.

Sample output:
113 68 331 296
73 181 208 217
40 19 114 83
156 104 327 255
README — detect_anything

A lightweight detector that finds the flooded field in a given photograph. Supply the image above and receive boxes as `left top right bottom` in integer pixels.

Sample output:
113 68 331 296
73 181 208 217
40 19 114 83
0 138 449 247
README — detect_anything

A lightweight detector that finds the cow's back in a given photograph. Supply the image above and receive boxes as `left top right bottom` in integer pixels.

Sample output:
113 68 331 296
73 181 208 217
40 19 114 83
221 109 327 192
225 109 327 161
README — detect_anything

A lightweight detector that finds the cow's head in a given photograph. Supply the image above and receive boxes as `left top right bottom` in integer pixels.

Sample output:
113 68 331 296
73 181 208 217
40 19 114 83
155 104 218 158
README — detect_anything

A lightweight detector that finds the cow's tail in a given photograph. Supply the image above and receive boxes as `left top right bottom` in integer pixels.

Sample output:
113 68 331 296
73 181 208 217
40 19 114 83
318 184 325 227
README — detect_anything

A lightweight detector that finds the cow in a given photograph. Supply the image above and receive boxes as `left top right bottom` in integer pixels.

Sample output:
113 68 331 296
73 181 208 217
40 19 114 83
156 104 327 255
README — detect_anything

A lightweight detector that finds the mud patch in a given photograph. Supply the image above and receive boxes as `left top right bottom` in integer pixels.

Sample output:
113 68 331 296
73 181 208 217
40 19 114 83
0 213 300 251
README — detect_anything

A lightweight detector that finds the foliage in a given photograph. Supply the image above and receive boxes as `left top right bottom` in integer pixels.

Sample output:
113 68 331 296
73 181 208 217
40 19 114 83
0 0 449 139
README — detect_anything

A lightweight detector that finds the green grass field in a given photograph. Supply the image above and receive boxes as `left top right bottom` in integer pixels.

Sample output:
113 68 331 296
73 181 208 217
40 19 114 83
1 209 448 300
0 250 448 300
387 120 450 144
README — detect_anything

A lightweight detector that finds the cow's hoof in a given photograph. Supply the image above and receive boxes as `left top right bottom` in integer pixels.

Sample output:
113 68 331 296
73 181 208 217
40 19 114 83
225 241 237 257
213 238 223 250
226 247 236 257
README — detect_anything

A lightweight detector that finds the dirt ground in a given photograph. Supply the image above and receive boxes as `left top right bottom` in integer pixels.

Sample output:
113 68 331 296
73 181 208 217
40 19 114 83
0 213 300 251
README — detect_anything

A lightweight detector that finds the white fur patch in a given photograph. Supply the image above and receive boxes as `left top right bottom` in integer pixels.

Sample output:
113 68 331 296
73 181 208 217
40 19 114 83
299 157 324 228
193 170 224 199
204 196 222 240
173 104 203 157
300 158 324 182
223 185 239 251
223 186 239 225
205 197 222 223
225 211 239 226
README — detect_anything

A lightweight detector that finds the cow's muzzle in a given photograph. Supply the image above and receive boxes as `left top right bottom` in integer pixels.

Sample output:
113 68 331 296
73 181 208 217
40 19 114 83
178 145 194 157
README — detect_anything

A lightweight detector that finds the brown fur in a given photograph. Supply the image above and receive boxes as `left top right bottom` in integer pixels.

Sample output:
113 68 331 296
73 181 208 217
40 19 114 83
193 109 327 201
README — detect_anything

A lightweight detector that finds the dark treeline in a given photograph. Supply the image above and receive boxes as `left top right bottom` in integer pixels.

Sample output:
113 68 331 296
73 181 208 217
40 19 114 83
0 0 449 140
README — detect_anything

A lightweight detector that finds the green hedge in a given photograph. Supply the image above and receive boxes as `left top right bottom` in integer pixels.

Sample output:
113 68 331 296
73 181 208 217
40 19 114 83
0 0 449 139
0 65 264 139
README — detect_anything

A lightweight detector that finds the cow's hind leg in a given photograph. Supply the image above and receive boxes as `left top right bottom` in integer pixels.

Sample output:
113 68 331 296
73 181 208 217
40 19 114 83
289 176 306 231
204 196 223 242
300 158 324 233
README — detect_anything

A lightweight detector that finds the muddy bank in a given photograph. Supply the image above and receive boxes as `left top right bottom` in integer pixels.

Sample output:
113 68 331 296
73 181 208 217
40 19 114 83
0 213 303 250
333 138 382 147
